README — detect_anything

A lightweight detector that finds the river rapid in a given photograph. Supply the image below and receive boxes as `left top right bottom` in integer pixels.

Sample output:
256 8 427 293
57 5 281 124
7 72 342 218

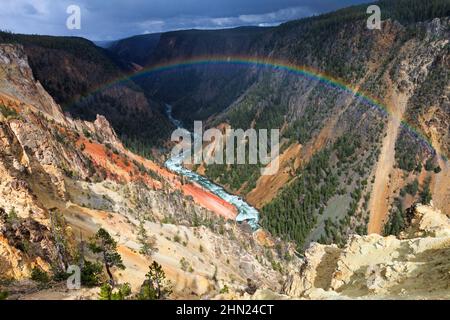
164 104 260 230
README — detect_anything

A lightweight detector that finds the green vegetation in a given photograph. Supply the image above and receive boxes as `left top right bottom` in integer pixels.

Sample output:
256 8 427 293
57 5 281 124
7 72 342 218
137 221 157 257
403 179 419 196
204 80 288 194
205 162 260 194
30 267 51 287
284 89 337 144
179 257 193 272
262 119 379 249
379 0 450 24
89 228 125 287
385 175 433 236
173 234 181 243
80 260 104 287
0 291 8 300
420 177 432 204
0 30 171 157
98 283 132 300
282 0 450 32
284 117 317 144
395 133 422 172
6 207 18 223
96 261 171 300
262 148 339 248
220 285 230 294
0 104 19 119
384 198 406 236
82 128 91 139
407 41 449 154
137 261 172 300
425 158 441 173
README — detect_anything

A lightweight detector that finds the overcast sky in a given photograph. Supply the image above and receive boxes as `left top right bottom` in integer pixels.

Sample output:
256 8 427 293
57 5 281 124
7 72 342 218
0 0 372 40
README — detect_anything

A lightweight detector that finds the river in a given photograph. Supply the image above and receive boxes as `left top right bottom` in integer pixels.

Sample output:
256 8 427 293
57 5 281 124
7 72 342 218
164 104 260 230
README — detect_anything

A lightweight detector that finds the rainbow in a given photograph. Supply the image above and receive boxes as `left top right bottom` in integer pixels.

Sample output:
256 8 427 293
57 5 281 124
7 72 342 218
74 55 439 157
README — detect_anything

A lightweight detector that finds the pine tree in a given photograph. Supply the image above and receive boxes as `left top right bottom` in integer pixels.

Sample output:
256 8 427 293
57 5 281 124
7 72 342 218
98 283 113 300
89 228 125 287
137 221 157 257
138 261 172 300
98 283 131 300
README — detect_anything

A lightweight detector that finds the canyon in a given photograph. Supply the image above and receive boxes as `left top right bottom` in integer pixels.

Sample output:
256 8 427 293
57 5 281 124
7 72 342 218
0 0 449 300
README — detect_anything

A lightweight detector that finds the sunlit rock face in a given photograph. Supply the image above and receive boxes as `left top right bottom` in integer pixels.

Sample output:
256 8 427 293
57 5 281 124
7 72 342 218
283 204 450 300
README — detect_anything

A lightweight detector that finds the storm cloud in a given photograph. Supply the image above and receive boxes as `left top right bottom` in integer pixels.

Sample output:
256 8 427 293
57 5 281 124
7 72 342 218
0 0 372 40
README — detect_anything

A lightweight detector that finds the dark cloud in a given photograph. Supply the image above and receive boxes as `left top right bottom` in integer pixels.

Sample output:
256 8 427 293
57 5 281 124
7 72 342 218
22 3 39 15
0 0 371 40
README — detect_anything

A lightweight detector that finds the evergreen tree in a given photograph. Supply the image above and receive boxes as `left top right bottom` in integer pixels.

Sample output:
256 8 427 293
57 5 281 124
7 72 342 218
98 283 132 300
89 228 125 287
137 221 157 257
80 260 104 287
137 261 172 300
98 283 113 300
420 179 433 204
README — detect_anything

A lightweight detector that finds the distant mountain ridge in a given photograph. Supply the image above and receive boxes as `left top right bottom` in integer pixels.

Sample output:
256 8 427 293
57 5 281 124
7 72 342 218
109 33 162 67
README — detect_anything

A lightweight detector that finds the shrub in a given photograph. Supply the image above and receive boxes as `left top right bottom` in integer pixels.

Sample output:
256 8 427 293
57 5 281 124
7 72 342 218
403 179 419 196
220 285 229 294
0 104 19 119
420 178 432 204
7 207 18 223
98 283 113 300
0 291 8 300
81 260 104 287
31 267 50 286
82 128 91 138
98 283 132 300
179 257 190 271
425 158 434 171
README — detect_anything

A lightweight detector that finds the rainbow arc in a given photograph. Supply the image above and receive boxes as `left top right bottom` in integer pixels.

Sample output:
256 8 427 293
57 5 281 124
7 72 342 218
74 55 439 157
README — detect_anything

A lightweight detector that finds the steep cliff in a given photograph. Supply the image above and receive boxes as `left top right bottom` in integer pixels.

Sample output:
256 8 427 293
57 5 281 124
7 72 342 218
0 44 297 299
0 32 173 155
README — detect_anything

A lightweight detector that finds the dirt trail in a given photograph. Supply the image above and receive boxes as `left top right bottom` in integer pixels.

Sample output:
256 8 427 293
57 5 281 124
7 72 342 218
368 92 408 234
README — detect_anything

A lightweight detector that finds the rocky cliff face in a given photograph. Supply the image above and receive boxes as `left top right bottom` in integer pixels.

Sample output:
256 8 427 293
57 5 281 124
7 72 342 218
1 0 449 300
0 44 297 299
0 32 173 153
283 204 450 299
0 45 73 279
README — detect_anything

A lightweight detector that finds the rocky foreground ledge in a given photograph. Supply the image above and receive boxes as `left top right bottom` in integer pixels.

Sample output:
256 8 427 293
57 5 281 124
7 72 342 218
216 204 450 300
281 204 450 300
